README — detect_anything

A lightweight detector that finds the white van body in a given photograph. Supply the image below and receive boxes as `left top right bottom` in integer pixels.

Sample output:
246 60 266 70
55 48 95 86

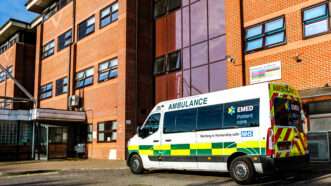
127 82 309 183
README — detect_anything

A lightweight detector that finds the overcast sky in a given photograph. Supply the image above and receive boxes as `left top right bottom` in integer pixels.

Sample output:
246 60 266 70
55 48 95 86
0 0 38 26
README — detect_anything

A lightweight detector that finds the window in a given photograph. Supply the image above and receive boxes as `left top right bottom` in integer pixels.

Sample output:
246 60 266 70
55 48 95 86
42 40 55 58
164 108 197 133
167 50 181 71
0 66 13 82
197 105 223 131
75 68 94 89
56 77 68 96
78 16 95 40
48 127 68 144
98 58 118 82
100 2 119 28
87 124 93 143
154 0 181 18
40 83 53 100
274 98 303 131
154 56 166 75
303 3 329 38
140 114 161 138
6 66 13 79
58 29 72 51
97 121 118 142
245 16 285 52
154 50 181 75
223 99 260 128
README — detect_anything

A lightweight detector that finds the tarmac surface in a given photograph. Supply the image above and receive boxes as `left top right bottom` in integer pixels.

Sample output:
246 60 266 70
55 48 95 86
0 160 330 186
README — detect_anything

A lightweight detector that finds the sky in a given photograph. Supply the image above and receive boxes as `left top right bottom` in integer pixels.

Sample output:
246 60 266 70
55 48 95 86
0 0 38 27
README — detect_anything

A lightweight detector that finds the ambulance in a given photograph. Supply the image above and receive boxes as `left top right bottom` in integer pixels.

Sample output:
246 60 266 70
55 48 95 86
127 83 309 184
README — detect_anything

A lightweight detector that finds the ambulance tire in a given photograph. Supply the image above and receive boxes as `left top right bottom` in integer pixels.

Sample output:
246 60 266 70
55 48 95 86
229 156 255 185
129 154 144 174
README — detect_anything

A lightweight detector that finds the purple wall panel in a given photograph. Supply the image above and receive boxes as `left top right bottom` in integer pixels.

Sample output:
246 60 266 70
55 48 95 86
183 7 190 48
190 0 207 44
191 65 209 95
208 0 226 38
191 41 208 67
210 61 227 92
209 36 226 62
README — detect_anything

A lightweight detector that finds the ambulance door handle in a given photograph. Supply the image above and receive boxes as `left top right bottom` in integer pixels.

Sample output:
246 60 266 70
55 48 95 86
165 139 172 142
153 140 159 143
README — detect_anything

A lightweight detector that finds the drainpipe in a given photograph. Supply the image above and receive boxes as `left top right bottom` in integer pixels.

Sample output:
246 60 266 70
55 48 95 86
239 0 246 86
68 0 77 110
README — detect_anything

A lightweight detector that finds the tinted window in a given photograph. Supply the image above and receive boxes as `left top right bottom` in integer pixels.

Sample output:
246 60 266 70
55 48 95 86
164 109 197 133
223 99 259 128
78 16 95 40
154 56 166 75
100 2 119 28
58 29 72 51
274 98 303 131
197 105 223 130
167 50 181 71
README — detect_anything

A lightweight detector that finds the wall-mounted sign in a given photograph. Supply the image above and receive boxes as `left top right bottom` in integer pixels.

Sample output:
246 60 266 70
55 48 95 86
250 61 282 84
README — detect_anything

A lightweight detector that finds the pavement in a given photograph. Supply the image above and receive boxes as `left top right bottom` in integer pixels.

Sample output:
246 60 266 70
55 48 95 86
0 160 331 185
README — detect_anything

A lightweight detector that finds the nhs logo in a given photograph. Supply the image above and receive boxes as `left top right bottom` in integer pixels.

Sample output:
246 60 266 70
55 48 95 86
241 131 253 137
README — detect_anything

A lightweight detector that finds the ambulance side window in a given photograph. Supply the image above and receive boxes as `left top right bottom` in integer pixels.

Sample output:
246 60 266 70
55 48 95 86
140 114 160 138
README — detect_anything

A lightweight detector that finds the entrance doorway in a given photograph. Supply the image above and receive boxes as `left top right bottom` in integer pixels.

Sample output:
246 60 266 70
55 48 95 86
34 123 87 160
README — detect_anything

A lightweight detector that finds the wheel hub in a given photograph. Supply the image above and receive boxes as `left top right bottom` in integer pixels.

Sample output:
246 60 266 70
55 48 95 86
235 162 248 178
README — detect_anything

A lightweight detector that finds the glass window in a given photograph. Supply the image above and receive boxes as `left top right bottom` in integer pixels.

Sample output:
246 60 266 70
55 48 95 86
154 56 166 75
42 40 55 58
168 0 181 11
40 83 53 100
75 67 94 89
164 108 197 133
154 0 167 17
6 66 13 78
58 29 72 51
87 124 93 143
223 99 260 128
78 16 95 40
197 105 223 131
98 58 118 82
97 121 118 142
167 50 181 71
56 77 68 96
245 17 285 52
140 114 161 138
274 98 303 131
100 2 119 28
0 71 5 82
303 3 329 37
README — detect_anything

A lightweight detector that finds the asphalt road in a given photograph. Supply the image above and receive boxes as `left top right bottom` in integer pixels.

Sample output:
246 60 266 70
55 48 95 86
0 168 330 186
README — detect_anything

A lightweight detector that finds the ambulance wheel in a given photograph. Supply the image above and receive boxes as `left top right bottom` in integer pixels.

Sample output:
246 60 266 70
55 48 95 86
129 154 144 174
229 156 255 185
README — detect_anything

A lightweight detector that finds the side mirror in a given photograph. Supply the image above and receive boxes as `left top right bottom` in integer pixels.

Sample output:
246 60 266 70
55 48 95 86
137 126 142 137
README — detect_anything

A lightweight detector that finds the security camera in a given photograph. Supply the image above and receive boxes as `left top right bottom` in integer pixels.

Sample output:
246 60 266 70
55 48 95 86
226 55 236 63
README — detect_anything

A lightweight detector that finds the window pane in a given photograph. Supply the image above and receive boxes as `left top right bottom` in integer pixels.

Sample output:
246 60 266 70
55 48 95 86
190 0 208 44
101 17 111 27
265 18 283 32
191 42 208 67
98 133 105 141
168 0 181 11
246 25 262 38
99 123 105 131
110 59 118 67
223 99 260 128
304 19 328 36
99 62 109 71
168 51 181 71
112 3 119 11
197 105 223 130
99 72 108 81
175 109 196 132
87 17 95 26
304 4 327 21
101 8 110 18
109 70 118 78
154 56 166 74
191 65 208 95
86 68 94 77
164 109 197 133
209 36 226 62
265 32 285 46
154 0 167 17
246 38 263 52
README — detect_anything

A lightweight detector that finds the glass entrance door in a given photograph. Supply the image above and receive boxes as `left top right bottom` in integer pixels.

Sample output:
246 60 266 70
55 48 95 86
35 124 48 160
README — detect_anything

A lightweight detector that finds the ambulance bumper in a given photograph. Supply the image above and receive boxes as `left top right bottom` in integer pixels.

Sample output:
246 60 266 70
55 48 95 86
257 155 310 174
